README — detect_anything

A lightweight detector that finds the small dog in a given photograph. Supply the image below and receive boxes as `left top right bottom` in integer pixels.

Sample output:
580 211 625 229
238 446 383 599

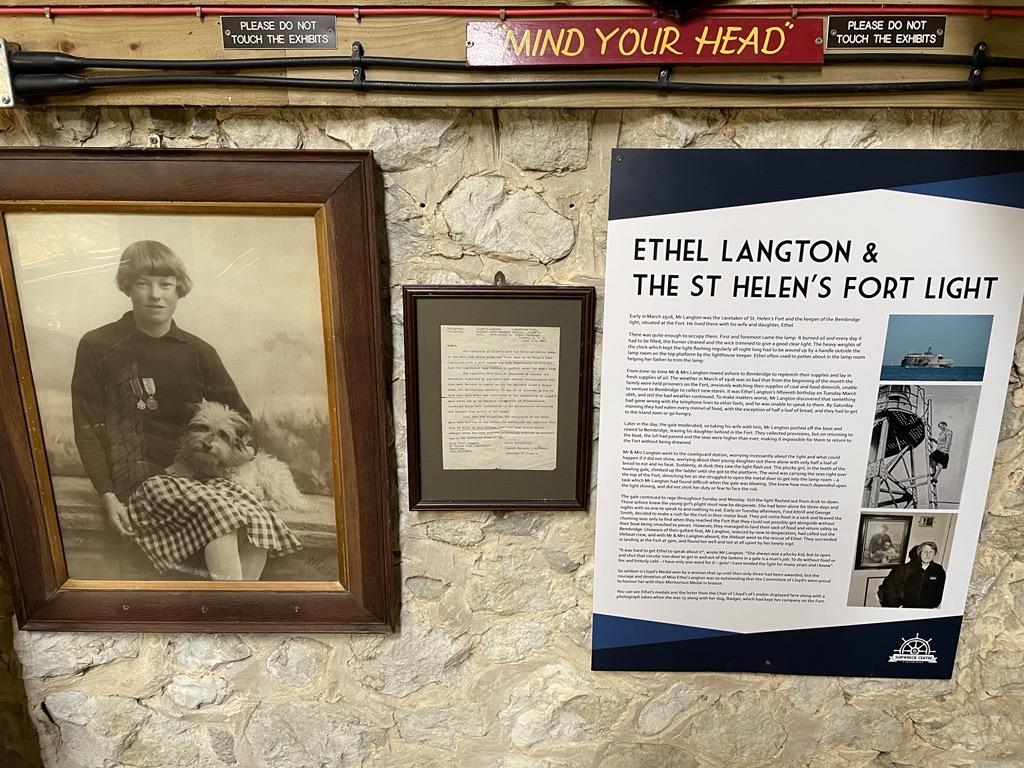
168 400 308 514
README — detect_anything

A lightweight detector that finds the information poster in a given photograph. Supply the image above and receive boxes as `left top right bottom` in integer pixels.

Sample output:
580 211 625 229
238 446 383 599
592 150 1024 678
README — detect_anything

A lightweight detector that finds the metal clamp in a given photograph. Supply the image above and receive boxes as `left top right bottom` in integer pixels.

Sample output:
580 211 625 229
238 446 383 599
657 68 671 95
968 41 988 92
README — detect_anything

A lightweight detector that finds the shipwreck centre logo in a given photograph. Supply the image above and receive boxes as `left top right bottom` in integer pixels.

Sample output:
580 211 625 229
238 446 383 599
888 634 938 664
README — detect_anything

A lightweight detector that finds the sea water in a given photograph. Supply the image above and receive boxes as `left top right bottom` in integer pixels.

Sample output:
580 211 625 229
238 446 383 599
880 366 985 382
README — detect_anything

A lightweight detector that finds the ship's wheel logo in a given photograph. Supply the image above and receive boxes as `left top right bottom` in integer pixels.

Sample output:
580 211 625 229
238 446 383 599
888 633 937 664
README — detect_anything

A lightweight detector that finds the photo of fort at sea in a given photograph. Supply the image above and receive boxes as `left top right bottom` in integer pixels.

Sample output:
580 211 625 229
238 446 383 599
880 314 993 383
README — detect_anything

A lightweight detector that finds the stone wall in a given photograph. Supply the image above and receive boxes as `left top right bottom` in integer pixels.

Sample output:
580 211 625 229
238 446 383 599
4 107 1024 767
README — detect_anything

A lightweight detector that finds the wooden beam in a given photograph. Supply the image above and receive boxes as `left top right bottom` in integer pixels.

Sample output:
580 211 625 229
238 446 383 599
1 4 1022 108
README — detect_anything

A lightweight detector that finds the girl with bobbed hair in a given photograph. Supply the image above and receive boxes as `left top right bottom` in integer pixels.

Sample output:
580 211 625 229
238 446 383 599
114 240 194 298
72 240 299 581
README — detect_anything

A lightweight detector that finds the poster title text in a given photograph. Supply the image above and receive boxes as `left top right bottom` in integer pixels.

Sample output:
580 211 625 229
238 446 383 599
631 237 999 300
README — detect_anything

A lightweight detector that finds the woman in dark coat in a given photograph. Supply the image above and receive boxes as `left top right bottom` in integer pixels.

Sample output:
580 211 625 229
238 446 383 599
879 541 946 608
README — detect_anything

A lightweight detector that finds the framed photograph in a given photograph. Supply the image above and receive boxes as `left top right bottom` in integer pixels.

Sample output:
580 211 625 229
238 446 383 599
0 149 394 632
855 514 912 570
403 285 595 511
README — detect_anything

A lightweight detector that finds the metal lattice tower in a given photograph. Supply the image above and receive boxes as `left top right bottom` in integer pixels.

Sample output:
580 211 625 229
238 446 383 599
863 385 938 509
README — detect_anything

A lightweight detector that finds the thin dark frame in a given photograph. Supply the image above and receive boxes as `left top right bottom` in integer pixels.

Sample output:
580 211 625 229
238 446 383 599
864 575 886 607
855 513 912 570
0 149 394 632
403 284 595 512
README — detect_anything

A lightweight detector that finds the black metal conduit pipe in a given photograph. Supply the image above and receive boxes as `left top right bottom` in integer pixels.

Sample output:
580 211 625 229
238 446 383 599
9 49 1024 74
13 72 1024 98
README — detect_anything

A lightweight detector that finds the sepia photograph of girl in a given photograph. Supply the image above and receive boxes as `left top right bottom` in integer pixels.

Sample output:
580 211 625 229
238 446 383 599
5 211 339 583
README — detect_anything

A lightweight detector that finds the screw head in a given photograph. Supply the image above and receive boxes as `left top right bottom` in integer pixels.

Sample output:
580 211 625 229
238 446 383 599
1 96 10 105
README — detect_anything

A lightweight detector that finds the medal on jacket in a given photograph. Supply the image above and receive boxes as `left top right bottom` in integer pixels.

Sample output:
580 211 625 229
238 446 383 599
142 378 158 410
129 378 147 410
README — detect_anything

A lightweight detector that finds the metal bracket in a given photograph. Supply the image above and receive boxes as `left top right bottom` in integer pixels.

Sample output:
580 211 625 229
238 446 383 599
351 41 365 90
351 66 365 90
968 41 988 92
657 68 671 95
0 39 19 108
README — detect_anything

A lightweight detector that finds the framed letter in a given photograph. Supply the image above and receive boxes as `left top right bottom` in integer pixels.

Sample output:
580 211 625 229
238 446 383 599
404 285 595 511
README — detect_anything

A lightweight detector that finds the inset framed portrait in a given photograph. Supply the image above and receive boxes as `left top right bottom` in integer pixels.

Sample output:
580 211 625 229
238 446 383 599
0 149 394 632
403 285 595 511
855 514 912 570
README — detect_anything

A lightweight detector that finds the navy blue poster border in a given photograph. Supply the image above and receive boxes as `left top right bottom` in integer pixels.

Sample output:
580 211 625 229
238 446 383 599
592 614 962 678
598 149 1024 679
609 148 1024 221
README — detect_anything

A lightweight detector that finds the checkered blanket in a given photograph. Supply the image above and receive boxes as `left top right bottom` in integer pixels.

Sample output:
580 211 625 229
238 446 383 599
126 474 302 573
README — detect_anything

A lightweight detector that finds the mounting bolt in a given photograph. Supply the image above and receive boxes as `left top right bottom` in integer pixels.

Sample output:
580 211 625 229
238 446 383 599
201 606 208 614
1 96 10 105
122 604 129 611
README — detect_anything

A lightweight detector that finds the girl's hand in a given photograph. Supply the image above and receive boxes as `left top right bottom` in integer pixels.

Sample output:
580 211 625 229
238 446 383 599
101 493 135 537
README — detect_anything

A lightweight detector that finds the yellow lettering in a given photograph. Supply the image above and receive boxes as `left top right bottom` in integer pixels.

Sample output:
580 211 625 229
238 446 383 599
619 28 641 56
762 26 786 55
693 26 722 55
639 27 661 56
503 29 531 57
719 26 742 54
736 27 759 54
595 26 619 55
532 30 542 56
540 28 566 56
661 26 682 55
563 28 585 56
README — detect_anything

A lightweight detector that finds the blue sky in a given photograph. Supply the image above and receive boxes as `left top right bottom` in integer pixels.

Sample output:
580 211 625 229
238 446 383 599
881 314 993 367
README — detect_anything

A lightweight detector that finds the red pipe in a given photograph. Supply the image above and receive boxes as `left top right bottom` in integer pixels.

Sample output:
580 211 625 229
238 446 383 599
0 4 1022 18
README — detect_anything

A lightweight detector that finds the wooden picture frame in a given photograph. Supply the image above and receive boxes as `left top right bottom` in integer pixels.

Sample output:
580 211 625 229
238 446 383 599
403 285 595 512
855 513 912 570
0 149 395 632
